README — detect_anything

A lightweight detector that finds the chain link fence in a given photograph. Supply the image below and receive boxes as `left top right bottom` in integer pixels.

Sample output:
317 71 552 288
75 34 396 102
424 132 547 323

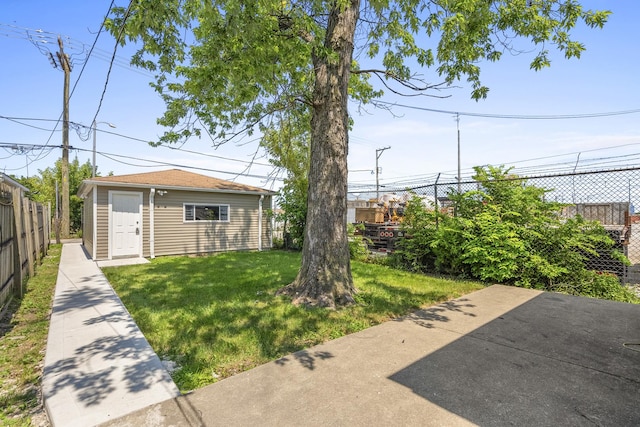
349 166 640 285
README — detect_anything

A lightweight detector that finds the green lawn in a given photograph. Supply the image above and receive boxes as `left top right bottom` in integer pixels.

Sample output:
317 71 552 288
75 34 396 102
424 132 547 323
0 244 61 426
102 251 484 392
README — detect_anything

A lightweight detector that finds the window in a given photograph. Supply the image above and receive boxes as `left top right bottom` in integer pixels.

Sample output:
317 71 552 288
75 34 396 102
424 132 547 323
184 204 229 222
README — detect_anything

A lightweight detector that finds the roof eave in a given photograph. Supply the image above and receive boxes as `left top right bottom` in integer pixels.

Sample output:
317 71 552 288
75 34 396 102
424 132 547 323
78 179 276 196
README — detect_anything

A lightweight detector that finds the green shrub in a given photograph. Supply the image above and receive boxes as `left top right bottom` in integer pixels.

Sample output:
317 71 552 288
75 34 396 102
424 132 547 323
391 166 635 303
348 223 370 261
550 270 640 303
390 196 438 272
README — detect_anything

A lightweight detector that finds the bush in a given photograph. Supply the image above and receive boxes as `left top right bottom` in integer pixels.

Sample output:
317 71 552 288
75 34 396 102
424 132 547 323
550 270 640 303
390 196 438 272
391 166 635 303
348 223 370 261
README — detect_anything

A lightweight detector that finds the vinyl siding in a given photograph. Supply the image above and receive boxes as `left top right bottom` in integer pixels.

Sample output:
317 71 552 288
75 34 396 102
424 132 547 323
153 191 268 256
92 186 270 260
95 187 109 260
82 191 94 259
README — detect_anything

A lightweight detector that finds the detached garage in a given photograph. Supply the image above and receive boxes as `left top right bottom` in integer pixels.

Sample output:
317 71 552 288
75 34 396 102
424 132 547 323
77 169 275 261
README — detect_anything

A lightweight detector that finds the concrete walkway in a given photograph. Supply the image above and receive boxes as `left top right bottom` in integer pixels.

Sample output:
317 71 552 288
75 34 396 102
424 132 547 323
42 243 180 427
43 242 640 426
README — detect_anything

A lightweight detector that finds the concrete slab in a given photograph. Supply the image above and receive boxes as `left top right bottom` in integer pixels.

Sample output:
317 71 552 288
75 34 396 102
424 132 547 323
43 243 179 427
97 258 150 268
103 284 640 426
389 291 640 426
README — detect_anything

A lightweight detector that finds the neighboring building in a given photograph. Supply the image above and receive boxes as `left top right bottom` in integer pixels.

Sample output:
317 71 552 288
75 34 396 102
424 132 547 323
77 169 275 261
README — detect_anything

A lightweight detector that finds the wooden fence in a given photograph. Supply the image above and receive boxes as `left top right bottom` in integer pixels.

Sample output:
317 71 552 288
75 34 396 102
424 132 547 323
0 181 51 315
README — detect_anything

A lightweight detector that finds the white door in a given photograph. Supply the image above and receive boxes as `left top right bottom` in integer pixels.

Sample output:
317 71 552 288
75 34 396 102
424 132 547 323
110 192 142 258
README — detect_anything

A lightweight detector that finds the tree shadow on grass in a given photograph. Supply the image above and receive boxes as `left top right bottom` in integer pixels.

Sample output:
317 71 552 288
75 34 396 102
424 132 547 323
105 254 341 383
103 252 478 387
353 274 478 326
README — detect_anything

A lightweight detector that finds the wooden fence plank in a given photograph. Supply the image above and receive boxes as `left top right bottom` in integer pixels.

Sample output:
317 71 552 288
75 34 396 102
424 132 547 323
40 204 49 256
11 188 24 298
31 200 41 263
22 196 35 279
0 186 15 314
1 188 51 311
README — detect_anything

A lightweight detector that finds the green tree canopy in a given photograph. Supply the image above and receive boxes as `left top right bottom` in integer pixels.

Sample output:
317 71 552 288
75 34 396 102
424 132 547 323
107 0 609 307
261 112 310 249
15 158 94 233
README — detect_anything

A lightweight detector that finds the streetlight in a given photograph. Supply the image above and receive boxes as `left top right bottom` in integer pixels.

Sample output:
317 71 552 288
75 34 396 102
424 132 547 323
92 120 116 177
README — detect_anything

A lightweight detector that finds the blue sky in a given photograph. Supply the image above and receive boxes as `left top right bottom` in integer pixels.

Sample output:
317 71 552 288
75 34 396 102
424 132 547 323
1 1 638 193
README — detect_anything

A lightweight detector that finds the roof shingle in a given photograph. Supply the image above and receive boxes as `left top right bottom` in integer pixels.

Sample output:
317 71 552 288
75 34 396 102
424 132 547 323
87 169 271 194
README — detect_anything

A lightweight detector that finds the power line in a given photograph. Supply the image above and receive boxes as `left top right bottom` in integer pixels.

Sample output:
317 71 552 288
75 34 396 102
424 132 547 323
72 147 282 182
6 112 639 185
0 116 61 122
364 140 640 186
0 22 152 77
89 1 133 132
0 115 275 169
69 0 116 125
1 140 281 183
0 142 63 149
83 124 274 168
371 100 640 120
1 116 62 132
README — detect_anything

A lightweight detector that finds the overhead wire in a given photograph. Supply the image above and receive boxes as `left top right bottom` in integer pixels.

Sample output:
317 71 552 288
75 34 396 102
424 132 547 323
0 3 132 170
88 0 131 135
86 125 275 168
75 147 282 181
4 112 640 189
4 23 639 181
352 150 640 193
69 0 116 142
0 5 116 166
0 22 152 77
371 99 640 120
0 115 276 169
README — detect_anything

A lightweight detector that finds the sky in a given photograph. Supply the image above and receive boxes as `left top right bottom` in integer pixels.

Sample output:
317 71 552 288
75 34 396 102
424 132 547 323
1 1 639 196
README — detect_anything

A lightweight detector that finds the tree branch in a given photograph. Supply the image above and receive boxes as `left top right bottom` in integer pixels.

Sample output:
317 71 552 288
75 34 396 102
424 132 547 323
353 69 454 97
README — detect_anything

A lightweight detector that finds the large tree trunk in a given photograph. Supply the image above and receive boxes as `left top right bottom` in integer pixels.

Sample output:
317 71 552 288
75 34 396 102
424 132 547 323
277 1 360 308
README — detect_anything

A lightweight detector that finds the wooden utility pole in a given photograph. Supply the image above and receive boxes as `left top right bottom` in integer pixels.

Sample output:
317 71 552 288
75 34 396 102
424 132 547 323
57 36 71 238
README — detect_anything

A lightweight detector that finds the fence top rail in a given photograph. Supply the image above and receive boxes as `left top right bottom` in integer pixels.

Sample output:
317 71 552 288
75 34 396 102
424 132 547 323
0 173 29 193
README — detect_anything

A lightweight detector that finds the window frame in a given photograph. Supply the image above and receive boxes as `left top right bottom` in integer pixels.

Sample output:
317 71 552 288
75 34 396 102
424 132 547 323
183 203 230 223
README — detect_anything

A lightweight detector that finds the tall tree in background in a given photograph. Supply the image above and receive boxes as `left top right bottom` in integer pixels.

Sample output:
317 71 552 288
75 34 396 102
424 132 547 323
107 1 609 308
15 158 94 233
261 112 311 249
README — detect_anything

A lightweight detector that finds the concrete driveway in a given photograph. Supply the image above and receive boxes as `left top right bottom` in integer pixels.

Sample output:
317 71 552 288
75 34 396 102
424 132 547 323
103 285 640 426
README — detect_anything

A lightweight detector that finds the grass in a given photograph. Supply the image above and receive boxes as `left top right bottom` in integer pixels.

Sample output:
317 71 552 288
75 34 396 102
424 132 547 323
102 250 484 392
0 244 62 426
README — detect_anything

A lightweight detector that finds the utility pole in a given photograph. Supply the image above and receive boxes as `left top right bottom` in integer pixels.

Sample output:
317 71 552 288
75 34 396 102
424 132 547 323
57 36 71 238
55 180 60 244
456 113 461 194
375 146 390 201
